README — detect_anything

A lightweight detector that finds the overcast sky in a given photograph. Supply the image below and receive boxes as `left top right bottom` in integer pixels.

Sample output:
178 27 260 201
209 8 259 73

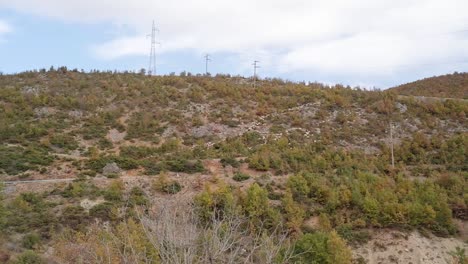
0 0 467 88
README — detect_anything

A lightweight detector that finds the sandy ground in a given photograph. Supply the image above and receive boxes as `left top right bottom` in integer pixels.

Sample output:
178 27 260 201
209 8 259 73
353 230 467 264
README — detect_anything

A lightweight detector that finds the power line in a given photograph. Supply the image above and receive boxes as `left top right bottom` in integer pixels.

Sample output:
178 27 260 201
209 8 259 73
389 122 395 169
204 54 211 75
253 60 260 88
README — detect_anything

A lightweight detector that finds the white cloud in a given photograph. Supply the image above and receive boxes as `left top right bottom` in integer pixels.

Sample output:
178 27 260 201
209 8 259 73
0 19 12 39
1 0 468 82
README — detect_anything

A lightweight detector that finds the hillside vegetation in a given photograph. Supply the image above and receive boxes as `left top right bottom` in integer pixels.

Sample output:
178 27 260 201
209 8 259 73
391 72 468 99
0 68 467 263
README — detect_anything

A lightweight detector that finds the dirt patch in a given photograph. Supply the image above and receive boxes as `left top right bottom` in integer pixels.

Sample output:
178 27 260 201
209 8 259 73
353 230 468 264
80 198 105 210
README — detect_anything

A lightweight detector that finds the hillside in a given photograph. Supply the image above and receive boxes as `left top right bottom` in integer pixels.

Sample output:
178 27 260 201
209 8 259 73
0 68 467 263
391 72 468 99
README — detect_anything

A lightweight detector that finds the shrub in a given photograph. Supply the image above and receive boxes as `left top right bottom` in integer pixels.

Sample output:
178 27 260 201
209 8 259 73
129 187 149 206
13 250 45 264
125 112 164 141
21 233 41 249
98 138 113 150
61 181 100 199
232 172 250 182
103 181 124 202
89 202 118 222
49 134 79 151
153 173 182 194
292 231 352 264
61 206 89 231
220 157 240 168
162 181 182 194
141 159 162 175
0 145 53 175
163 158 204 173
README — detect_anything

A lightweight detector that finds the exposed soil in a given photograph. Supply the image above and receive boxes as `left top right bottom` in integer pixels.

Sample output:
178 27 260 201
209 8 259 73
353 230 468 264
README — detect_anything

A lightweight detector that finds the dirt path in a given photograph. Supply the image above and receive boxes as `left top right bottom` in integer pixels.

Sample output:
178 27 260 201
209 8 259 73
398 95 468 102
1 178 76 185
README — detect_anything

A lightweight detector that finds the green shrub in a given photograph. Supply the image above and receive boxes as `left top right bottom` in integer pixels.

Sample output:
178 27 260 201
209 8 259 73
152 173 183 194
220 157 240 168
0 145 53 175
21 233 41 249
161 181 182 194
61 181 100 199
98 138 113 150
336 224 371 245
89 202 117 222
232 172 250 182
5 193 56 233
129 187 149 206
61 206 89 231
141 159 163 175
103 181 124 202
292 231 352 264
125 112 164 141
13 250 45 264
49 134 79 151
163 158 204 173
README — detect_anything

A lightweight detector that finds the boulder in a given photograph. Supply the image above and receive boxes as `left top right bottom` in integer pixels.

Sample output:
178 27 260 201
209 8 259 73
103 162 121 175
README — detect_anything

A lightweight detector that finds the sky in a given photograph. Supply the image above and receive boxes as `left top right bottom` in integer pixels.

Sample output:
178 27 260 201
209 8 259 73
0 0 467 88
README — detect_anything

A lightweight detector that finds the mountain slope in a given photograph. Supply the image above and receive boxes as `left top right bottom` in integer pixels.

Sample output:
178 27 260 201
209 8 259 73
0 69 467 263
391 72 468 99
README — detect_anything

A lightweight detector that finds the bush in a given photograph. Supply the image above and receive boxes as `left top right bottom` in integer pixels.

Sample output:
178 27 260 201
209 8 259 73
292 231 352 264
336 224 371 245
129 187 149 206
141 159 162 175
0 145 53 175
49 134 79 151
5 193 55 233
89 202 118 222
61 181 100 199
232 172 250 182
163 158 204 173
13 250 44 264
103 181 124 202
22 233 41 249
153 174 182 194
61 206 89 230
220 157 240 168
162 181 182 194
125 112 164 141
98 138 113 150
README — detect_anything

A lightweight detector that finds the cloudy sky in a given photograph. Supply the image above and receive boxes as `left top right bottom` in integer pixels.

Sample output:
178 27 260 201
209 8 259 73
0 0 467 88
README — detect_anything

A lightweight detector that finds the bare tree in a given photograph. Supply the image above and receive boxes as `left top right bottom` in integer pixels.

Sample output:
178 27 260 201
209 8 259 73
55 195 300 264
138 196 298 264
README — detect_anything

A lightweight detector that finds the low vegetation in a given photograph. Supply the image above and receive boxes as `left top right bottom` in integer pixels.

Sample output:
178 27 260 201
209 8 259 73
0 69 466 263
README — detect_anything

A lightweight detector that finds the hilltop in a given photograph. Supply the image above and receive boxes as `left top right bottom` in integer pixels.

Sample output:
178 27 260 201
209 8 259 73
0 68 467 263
390 72 468 99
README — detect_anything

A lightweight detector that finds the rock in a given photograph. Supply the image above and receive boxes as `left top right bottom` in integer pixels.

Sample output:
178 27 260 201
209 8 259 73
34 107 56 118
68 110 84 119
396 102 408 113
191 125 212 138
107 128 126 143
21 86 43 95
103 162 121 175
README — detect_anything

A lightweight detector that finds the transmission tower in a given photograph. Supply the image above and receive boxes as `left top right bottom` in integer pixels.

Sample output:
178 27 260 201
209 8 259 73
204 54 211 75
253 60 260 88
147 20 159 76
